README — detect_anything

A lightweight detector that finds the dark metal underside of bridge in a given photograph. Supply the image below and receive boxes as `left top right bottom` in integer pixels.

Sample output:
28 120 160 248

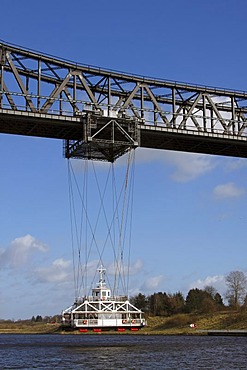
1 40 247 161
1 111 247 159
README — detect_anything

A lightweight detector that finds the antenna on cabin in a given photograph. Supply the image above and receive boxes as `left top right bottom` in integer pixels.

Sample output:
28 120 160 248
97 265 106 288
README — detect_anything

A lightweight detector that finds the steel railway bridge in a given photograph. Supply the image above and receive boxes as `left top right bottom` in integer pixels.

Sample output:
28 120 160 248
1 40 247 162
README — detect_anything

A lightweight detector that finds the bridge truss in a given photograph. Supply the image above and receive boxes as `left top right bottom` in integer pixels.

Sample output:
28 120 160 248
1 40 247 161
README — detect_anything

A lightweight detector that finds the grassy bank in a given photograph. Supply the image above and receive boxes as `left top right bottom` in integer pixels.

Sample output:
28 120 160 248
1 311 247 334
141 311 247 335
0 322 61 334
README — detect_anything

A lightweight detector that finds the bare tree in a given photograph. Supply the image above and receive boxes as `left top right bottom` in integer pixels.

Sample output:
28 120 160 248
225 271 247 307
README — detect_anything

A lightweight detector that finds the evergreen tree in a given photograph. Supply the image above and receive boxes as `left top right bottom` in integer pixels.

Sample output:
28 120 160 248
130 293 148 312
185 288 216 313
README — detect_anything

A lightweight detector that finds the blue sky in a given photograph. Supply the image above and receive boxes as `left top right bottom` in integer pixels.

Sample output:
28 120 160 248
1 0 247 319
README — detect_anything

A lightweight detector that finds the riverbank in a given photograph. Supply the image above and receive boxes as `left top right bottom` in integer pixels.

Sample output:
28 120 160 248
1 311 246 335
0 322 61 334
141 311 247 335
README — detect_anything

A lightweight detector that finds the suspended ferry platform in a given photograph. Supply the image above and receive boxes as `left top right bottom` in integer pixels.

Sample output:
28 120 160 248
62 266 146 332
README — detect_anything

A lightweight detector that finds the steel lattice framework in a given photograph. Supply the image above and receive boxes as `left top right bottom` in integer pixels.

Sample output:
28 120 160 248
1 40 247 161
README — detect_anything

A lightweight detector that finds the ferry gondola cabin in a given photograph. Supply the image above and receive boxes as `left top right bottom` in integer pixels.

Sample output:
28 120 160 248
62 266 146 330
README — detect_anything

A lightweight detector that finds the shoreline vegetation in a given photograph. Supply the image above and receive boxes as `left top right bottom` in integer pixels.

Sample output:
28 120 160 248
1 311 247 335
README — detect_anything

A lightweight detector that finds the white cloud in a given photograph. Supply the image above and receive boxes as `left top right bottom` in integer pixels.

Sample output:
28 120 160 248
189 275 226 297
136 148 216 182
225 158 247 172
107 259 143 276
166 152 216 182
0 234 48 269
141 274 164 291
213 182 245 199
34 258 72 283
128 259 143 275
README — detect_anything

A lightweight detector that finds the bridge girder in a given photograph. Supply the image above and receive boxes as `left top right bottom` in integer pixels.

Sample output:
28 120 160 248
1 40 247 160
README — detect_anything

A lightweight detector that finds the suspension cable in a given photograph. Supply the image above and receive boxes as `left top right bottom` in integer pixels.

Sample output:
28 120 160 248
67 149 136 300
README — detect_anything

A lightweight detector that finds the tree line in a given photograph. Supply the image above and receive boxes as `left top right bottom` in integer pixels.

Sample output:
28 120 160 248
130 270 247 315
4 270 246 322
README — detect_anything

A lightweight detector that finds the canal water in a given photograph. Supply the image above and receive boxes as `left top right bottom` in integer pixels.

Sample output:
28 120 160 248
0 334 246 369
